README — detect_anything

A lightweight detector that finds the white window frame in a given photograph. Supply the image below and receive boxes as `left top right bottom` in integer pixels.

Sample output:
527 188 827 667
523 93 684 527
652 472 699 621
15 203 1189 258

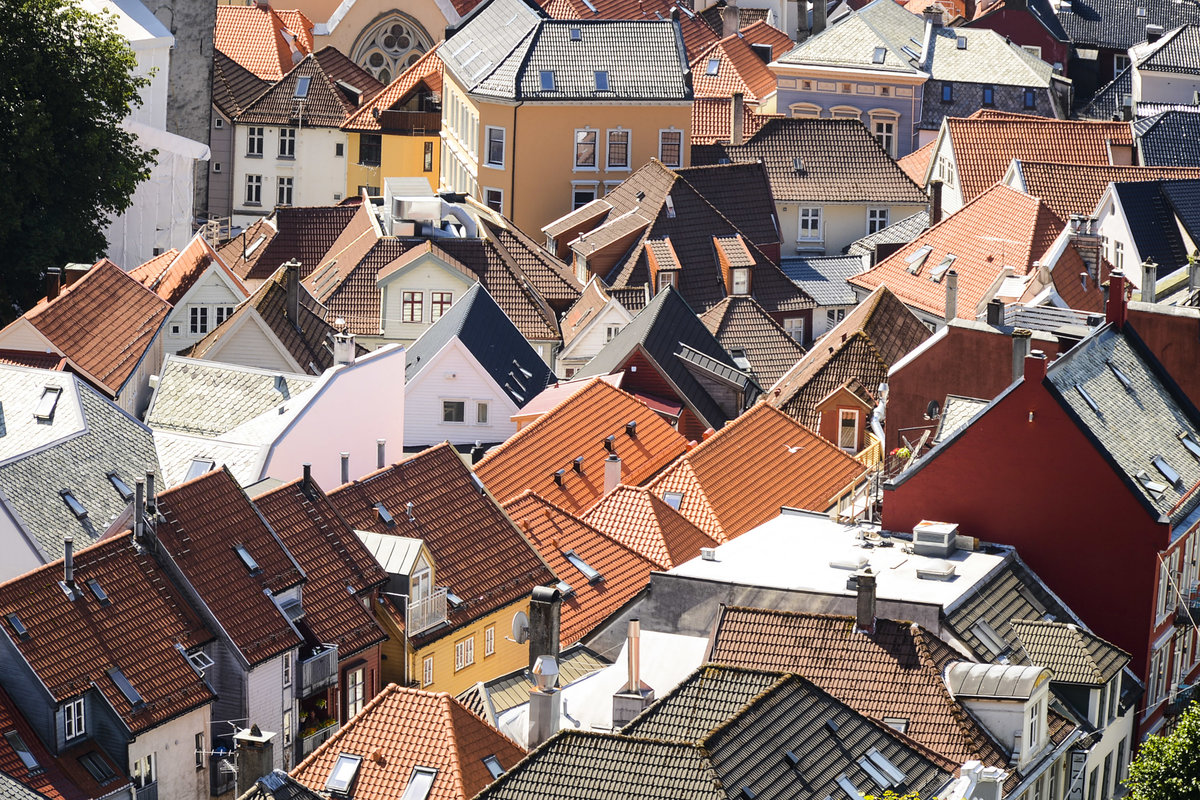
282 652 292 687
605 324 622 342
658 129 683 168
485 625 495 656
278 127 296 158
867 208 890 235
483 187 504 213
829 105 862 120
423 656 434 687
346 667 365 718
657 271 677 291
790 102 823 119
63 698 85 740
572 181 598 210
132 753 154 790
484 126 505 168
190 306 209 335
245 174 262 205
798 207 822 242
216 305 235 326
731 267 750 295
476 401 489 425
246 127 264 157
442 399 467 424
870 109 900 156
454 636 475 671
784 316 805 343
277 176 294 206
574 128 599 170
606 128 631 171
1114 53 1131 73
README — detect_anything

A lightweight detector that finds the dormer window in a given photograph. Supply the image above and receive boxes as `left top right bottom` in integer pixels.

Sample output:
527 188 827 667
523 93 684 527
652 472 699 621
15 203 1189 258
657 271 677 292
1026 695 1045 753
732 268 750 295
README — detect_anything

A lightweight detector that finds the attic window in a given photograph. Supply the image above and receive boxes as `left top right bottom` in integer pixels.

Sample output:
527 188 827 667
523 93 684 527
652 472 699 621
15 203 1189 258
662 491 683 510
540 70 555 91
325 754 363 797
107 473 133 502
107 667 144 708
5 613 29 641
1136 5 1146 15
294 76 311 98
78 753 114 783
570 27 582 40
956 35 967 49
929 254 956 282
398 766 437 800
594 71 609 91
234 545 262 576
244 235 267 258
793 157 804 172
872 47 886 63
1075 384 1101 416
1136 470 1169 498
665 194 676 218
375 502 396 527
186 459 215 481
446 591 465 610
1180 433 1200 461
882 717 908 734
1107 360 1133 391
564 550 602 583
730 348 752 371
905 245 932 273
188 650 215 672
35 387 61 421
835 775 864 800
707 58 721 75
4 731 39 772
482 756 505 779
87 579 110 606
861 749 906 788
60 490 87 520
1153 455 1183 488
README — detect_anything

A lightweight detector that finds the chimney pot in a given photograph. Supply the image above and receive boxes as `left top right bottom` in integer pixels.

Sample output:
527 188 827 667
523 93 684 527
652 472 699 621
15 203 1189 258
134 479 145 541
1141 260 1158 303
46 268 62 301
1011 329 1032 384
377 439 386 470
604 454 622 494
854 568 876 634
1024 350 1048 383
340 452 350 484
303 463 312 485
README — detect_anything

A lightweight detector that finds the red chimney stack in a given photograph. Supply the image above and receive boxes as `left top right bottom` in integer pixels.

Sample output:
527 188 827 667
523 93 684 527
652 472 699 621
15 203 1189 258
1107 271 1128 328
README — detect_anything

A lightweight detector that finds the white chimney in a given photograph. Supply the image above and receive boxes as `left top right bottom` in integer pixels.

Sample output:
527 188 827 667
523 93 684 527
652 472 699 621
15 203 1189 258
377 439 387 469
945 270 959 323
340 452 350 484
1142 259 1158 303
604 454 622 494
612 619 655 728
527 655 561 749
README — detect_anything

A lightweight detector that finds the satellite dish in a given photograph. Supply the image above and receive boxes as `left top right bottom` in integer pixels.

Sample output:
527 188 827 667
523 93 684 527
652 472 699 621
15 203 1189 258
924 399 941 420
511 611 530 644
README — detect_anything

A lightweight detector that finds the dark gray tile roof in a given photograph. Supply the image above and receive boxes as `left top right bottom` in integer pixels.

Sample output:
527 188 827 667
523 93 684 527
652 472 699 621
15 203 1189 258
1010 620 1130 685
238 770 324 800
845 211 930 258
235 47 384 127
1138 24 1200 74
1056 0 1200 50
1112 180 1198 281
698 296 808 386
1073 65 1132 121
622 666 783 740
404 283 554 406
674 162 782 254
779 255 863 306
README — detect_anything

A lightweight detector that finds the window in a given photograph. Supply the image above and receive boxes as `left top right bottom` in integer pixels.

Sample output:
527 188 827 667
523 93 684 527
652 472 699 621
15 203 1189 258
108 667 143 707
294 76 311 98
706 57 721 75
245 174 262 205
442 401 465 423
605 324 622 342
346 667 365 717
540 70 555 91
1114 53 1131 73
827 308 845 326
282 652 292 687
423 656 434 686
485 625 495 656
572 184 597 209
1024 88 1037 108
216 305 234 325
247 127 264 156
867 208 889 234
484 188 503 212
882 717 908 734
830 105 862 120
594 70 609 91
784 316 805 343
399 767 437 800
1087 767 1098 800
941 84 953 102
873 118 895 154
799 207 822 241
731 267 750 295
872 47 887 64
35 387 61 421
277 177 294 206
476 402 489 424
483 755 504 778
195 732 205 769
657 270 677 291
659 129 682 167
574 129 597 168
282 710 292 747
454 636 475 670
63 698 85 740
1101 752 1112 800
1113 240 1124 271
185 459 214 481
358 133 382 166
214 117 224 129
1028 697 1043 751
278 128 296 158
190 306 209 335
335 142 344 157
1149 643 1167 702
662 491 683 510
607 129 630 169
325 754 363 797
982 85 994 105
424 141 434 172
212 162 222 173
5 732 39 772
485 126 505 167
790 103 822 119
131 754 154 790
402 291 423 323
78 752 113 782
234 544 261 575
838 409 858 452
431 292 453 322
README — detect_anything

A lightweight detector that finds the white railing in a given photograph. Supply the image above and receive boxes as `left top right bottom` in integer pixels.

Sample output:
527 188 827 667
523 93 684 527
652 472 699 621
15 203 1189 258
407 587 448 634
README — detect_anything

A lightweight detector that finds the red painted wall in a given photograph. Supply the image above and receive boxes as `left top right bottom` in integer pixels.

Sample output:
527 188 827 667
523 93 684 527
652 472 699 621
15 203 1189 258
1128 308 1200 412
339 644 382 722
884 367 1169 682
963 8 1070 74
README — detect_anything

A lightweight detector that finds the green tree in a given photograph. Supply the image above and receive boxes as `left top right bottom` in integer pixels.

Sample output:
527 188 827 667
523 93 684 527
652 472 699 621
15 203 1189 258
1125 699 1200 800
0 0 155 318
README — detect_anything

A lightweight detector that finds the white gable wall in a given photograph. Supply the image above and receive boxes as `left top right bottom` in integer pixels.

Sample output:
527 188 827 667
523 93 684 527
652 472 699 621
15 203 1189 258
378 256 476 343
0 319 62 356
557 300 633 378
404 337 520 447
164 267 249 353
198 310 306 374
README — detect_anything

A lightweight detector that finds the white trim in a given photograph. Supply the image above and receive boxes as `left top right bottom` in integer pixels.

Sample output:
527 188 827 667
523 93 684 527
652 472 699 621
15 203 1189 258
658 127 684 168
484 125 506 168
573 127 599 171
605 127 631 171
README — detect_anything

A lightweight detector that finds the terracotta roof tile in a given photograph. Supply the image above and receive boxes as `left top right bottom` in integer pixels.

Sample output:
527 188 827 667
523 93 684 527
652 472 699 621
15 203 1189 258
343 48 444 133
19 260 170 396
1014 161 1200 220
690 23 793 103
769 286 930 429
474 379 689 513
1047 247 1109 313
236 47 384 128
131 234 249 306
580 484 718 568
213 49 271 119
0 687 115 800
214 4 313 81
689 97 780 145
154 467 305 665
246 205 366 282
698 295 806 385
898 140 936 186
219 218 279 281
644 402 865 541
252 479 388 658
0 536 214 734
292 685 524 800
0 349 65 370
503 492 657 644
327 444 553 641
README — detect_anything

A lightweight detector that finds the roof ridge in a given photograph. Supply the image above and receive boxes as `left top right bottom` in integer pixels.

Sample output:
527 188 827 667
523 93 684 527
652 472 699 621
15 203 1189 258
507 491 657 566
471 380 613 470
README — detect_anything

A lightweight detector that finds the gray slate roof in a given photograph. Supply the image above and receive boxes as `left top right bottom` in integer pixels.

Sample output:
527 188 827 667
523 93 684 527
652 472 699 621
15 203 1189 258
0 773 45 800
1137 24 1200 75
934 394 988 443
779 255 864 306
0 366 160 565
1073 65 1132 120
1135 110 1200 166
846 211 930 258
1111 179 1200 283
1010 619 1130 685
1056 0 1200 50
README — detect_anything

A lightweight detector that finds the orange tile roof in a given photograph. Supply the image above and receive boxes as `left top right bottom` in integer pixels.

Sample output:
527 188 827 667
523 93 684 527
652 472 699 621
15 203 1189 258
292 684 525 800
218 218 278 281
849 184 1069 318
690 22 793 103
131 234 249 305
214 4 314 81
580 484 718 568
644 403 866 541
19 259 170 396
0 349 65 370
154 467 305 665
0 536 214 735
1045 248 1110 313
941 116 1133 204
503 492 657 644
690 97 781 145
343 48 444 133
898 139 936 186
1013 161 1200 220
474 379 690 513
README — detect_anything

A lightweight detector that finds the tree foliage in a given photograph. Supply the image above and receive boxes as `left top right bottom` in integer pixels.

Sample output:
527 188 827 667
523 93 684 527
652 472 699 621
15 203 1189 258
0 0 155 317
1125 700 1200 800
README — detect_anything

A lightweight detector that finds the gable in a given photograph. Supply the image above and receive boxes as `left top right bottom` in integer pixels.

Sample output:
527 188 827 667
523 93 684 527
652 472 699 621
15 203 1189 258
406 336 521 416
0 319 62 357
376 250 478 290
200 308 305 374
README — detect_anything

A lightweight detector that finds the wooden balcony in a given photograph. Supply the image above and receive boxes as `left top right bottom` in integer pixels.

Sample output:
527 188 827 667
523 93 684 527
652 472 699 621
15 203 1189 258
298 644 338 699
376 110 442 135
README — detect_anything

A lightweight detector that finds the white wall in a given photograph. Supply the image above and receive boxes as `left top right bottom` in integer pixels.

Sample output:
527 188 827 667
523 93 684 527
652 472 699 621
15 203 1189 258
556 302 631 378
246 654 294 773
232 125 349 228
1134 68 1200 106
163 268 248 353
378 258 476 342
404 338 520 447
776 201 927 256
1093 194 1140 285
198 311 306 374
128 703 211 800
0 502 49 581
118 328 166 419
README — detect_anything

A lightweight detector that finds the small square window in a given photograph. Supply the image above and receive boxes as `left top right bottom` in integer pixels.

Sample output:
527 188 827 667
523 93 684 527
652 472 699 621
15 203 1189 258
540 70 555 91
941 84 954 103
234 544 261 575
443 401 466 423
662 491 683 509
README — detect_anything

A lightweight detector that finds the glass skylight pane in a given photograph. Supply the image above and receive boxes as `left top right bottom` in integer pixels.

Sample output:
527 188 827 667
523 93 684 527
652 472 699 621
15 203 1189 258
78 752 113 782
857 757 892 788
5 614 27 639
483 755 504 779
398 767 437 800
1153 455 1182 487
294 76 311 98
1075 384 1100 415
539 70 554 91
555 580 574 597
446 591 464 609
930 255 956 282
108 667 143 707
186 459 215 480
375 502 395 526
5 731 39 771
35 387 61 421
662 491 683 510
707 58 720 74
866 749 906 785
108 473 133 501
594 71 609 91
873 47 886 63
836 774 866 800
1107 360 1132 391
234 545 261 575
1181 434 1200 461
87 579 109 606
61 491 87 519
564 551 602 583
326 754 363 795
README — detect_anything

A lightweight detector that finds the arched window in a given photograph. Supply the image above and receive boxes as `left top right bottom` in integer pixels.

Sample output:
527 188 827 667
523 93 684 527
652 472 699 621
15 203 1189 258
350 13 434 85
789 102 822 119
829 105 863 121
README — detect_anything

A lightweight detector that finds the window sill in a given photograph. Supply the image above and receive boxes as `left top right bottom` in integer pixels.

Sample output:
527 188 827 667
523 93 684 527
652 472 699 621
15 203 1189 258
357 162 381 168
277 155 296 160
573 166 599 173
606 165 631 172
484 161 504 169
245 153 263 159
244 202 262 207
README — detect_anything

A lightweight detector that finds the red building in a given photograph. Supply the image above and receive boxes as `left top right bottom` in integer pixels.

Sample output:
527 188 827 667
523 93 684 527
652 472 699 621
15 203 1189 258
963 0 1072 76
884 276 1200 736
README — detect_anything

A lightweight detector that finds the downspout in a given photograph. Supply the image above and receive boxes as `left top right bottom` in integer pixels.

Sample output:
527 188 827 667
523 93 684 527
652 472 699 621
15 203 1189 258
510 100 521 222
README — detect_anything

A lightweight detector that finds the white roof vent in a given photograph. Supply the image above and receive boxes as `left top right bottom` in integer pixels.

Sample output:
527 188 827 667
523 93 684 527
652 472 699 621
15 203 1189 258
916 560 957 581
829 553 869 570
700 547 718 561
913 520 958 557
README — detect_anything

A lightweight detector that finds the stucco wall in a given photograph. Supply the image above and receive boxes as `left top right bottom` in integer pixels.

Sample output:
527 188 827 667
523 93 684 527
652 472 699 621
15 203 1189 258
774 78 923 156
232 126 349 227
208 110 235 220
776 201 927 256
413 598 532 697
346 131 440 197
130 704 211 800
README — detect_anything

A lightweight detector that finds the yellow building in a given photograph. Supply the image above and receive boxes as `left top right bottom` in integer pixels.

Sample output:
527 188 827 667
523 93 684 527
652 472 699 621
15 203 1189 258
438 0 694 236
343 48 444 197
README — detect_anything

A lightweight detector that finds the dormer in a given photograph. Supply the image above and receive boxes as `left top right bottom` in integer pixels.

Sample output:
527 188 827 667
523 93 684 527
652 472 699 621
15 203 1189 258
354 531 449 633
944 662 1052 771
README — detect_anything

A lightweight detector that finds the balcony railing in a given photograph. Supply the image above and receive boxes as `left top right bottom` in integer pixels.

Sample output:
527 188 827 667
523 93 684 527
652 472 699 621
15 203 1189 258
135 784 158 800
298 644 338 698
376 110 442 135
1166 683 1195 716
407 587 448 634
300 721 340 756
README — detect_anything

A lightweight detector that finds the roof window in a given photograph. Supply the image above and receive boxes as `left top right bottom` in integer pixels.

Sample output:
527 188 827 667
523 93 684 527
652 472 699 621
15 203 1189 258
294 76 311 98
5 731 40 772
5 613 28 641
956 35 967 49
665 194 676 218
1137 5 1147 15
707 58 721 75
87 579 110 606
662 491 683 510
1153 455 1183 488
835 774 864 799
234 544 262 576
398 766 437 800
325 754 363 797
1180 432 1200 461
540 70 555 91
244 235 268 258
188 650 215 673
581 0 597 11
446 591 465 610
792 156 804 172
78 752 114 783
882 717 908 734
1106 360 1133 391
186 459 215 481
1075 384 1100 416
594 71 609 91
564 550 602 583
929 254 956 282
971 619 1009 658
555 579 574 597
859 749 906 788
570 27 582 40
905 245 932 274
784 750 801 769
34 387 61 421
482 755 505 779
107 473 133 502
1136 469 1169 499
107 667 144 708
871 47 887 64
375 502 396 527
730 348 752 371
60 490 87 520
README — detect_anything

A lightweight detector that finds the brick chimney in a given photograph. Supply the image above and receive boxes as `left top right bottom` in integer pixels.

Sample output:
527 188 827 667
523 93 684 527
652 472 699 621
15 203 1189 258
854 568 876 635
604 454 622 494
1106 271 1128 328
45 267 61 301
1024 350 1048 383
720 0 740 37
923 4 944 26
730 92 745 146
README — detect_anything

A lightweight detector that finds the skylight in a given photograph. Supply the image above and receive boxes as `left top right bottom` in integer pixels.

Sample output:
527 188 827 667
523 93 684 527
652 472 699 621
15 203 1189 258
482 755 505 779
1136 470 1169 498
594 71 609 91
882 717 908 734
872 47 886 64
540 70 555 91
1180 433 1200 461
1107 360 1133 391
581 0 597 10
188 650 215 673
555 580 574 597
78 752 114 783
186 459 215 481
294 76 311 98
971 619 1009 658
446 591 464 609
244 235 267 258
60 490 87 520
87 579 110 606
5 613 28 641
398 766 437 800
662 491 683 510
707 58 721 75
108 667 144 708
107 473 133 501
784 750 801 769
665 194 676 218
34 387 61 421
730 348 752 371
905 245 932 274
234 544 261 575
1075 384 1101 416
929 254 956 282
864 749 906 787
564 550 602 583
836 774 865 800
325 754 363 797
1153 455 1183 488
570 27 582 40
956 35 967 49
5 731 39 772
375 502 396 527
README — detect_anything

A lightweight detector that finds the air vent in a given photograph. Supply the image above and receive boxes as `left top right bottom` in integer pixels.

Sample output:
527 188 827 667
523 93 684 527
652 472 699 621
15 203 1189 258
912 520 958 557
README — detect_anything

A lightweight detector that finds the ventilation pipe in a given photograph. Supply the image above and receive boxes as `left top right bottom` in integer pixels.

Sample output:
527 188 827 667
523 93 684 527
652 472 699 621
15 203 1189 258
604 454 622 494
63 534 75 591
854 568 876 635
612 619 656 728
527 656 561 749
944 270 958 323
340 452 350 484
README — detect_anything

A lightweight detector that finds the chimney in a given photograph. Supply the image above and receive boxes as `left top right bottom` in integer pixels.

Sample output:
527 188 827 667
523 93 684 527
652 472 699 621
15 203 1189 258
923 4 944 26
233 727 276 789
134 479 145 541
944 270 958 323
854 568 876 635
303 463 312 485
340 452 350 484
604 454 622 494
527 587 562 670
333 324 356 366
45 268 61 301
1141 259 1158 303
63 534 76 591
612 619 655 728
1146 23 1165 43
930 180 943 224
730 92 745 146
1024 349 1048 383
376 439 386 470
527 656 561 749
471 442 486 464
145 471 155 515
1107 271 1128 328
812 0 826 35
721 0 740 37
985 299 1004 327
1190 257 1200 293
283 259 301 326
1011 329 1032 384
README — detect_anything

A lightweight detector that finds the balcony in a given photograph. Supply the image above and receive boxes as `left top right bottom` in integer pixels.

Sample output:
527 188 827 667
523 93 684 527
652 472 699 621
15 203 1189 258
375 110 442 135
1166 684 1195 716
135 784 158 800
407 587 448 634
297 644 338 699
300 720 340 757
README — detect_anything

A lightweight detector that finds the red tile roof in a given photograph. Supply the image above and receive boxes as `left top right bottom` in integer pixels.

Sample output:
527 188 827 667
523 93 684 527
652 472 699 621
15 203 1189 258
252 479 388 658
154 468 305 665
474 379 690 513
690 97 781 145
645 402 866 541
580 484 718 568
326 444 553 642
130 234 249 306
0 536 214 734
0 349 65 370
18 260 170 396
690 22 794 103
503 492 657 644
292 684 525 800
343 48 444 133
898 140 936 186
214 4 314 81
1013 161 1200 220
218 218 279 281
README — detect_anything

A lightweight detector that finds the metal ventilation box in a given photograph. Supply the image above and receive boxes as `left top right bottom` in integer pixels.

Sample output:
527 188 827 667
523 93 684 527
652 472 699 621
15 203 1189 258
912 520 959 558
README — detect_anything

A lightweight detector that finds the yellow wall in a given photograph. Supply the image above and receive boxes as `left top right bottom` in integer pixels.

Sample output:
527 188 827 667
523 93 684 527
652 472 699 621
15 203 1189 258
346 131 440 197
412 598 532 696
